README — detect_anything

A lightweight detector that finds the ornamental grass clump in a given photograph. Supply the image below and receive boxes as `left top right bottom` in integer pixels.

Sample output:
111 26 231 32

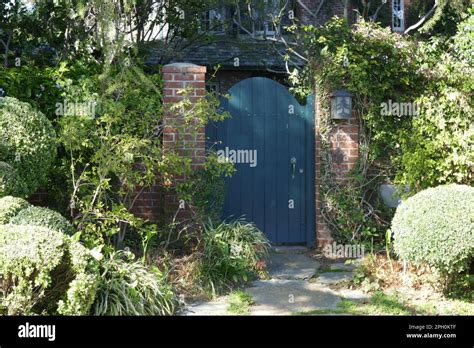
199 219 270 294
92 250 177 316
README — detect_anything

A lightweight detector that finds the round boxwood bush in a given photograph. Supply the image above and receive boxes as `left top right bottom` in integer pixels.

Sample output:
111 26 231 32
10 205 74 236
0 162 24 197
0 224 99 315
392 184 474 275
0 196 30 224
0 97 56 198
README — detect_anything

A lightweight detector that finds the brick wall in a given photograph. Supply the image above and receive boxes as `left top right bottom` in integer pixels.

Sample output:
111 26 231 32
329 119 359 179
162 63 207 219
129 185 164 222
314 96 359 248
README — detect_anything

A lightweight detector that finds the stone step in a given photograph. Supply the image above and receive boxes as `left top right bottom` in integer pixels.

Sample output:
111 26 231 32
267 253 320 280
312 271 354 285
246 279 342 315
272 246 309 254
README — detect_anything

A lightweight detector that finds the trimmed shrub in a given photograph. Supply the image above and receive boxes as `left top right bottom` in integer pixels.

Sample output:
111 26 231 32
0 225 99 315
10 206 74 236
200 219 270 293
93 251 177 316
392 184 474 275
0 162 24 197
0 97 56 198
0 196 30 224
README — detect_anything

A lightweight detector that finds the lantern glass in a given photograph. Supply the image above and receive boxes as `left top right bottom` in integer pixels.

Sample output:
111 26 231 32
330 90 352 119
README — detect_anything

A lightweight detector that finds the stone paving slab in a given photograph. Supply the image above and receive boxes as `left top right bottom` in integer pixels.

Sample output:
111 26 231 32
329 262 357 271
267 252 321 280
313 272 354 285
334 288 370 302
246 280 341 315
273 246 308 254
182 299 230 316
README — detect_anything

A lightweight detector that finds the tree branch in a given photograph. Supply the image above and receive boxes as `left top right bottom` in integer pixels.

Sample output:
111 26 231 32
369 0 387 22
296 0 325 20
404 0 438 34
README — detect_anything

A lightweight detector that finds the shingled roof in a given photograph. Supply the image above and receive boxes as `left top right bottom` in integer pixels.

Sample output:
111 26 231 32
144 36 303 71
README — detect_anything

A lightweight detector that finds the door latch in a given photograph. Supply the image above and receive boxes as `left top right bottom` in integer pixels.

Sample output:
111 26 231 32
291 157 297 178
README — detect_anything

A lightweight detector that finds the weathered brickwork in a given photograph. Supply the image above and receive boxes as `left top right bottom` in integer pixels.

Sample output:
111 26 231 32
162 63 207 219
314 97 359 248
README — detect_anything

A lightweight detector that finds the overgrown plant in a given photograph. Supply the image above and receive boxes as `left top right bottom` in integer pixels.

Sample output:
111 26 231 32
92 250 177 316
175 151 235 224
396 9 474 190
199 219 270 295
59 62 231 257
291 18 424 246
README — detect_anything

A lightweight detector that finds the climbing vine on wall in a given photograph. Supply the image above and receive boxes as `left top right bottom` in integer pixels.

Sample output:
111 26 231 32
291 19 426 247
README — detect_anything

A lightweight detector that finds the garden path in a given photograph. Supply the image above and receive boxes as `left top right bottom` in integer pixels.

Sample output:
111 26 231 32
182 247 368 315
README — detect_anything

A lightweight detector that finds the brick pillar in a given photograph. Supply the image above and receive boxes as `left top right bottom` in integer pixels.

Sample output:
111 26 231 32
315 96 332 248
329 118 359 180
162 63 207 218
315 96 359 249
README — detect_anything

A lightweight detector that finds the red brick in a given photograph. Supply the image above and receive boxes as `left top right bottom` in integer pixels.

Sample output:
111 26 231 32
164 81 185 89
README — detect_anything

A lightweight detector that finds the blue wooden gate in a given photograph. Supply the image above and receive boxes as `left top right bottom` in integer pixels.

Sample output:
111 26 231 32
207 77 315 245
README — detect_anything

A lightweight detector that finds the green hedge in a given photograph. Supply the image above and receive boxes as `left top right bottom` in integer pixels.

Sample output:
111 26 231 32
392 184 474 275
10 206 75 236
0 162 24 197
0 97 56 198
0 196 30 224
0 224 99 315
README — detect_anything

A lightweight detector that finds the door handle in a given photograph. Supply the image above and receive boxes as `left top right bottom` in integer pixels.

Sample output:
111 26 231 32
291 157 297 178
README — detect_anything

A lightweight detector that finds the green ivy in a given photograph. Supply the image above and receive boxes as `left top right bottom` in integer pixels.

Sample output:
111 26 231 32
293 19 424 246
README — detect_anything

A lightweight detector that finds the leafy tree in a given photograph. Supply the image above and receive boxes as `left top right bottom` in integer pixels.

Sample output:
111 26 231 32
396 8 474 190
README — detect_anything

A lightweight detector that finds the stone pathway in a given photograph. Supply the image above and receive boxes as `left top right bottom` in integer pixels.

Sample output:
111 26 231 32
182 248 368 316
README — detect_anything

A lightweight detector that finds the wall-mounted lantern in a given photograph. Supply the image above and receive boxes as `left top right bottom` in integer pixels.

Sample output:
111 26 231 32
330 89 353 120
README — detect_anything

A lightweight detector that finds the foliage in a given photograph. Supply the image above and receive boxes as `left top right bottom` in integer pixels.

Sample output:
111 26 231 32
0 0 221 68
59 64 166 251
0 64 66 119
92 250 177 316
58 62 229 255
176 151 234 223
0 97 57 198
292 19 424 245
10 206 75 236
396 89 473 189
392 184 474 276
0 162 23 198
302 291 412 316
416 0 472 37
199 219 269 294
396 9 474 190
0 196 30 224
0 224 99 315
227 290 254 315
